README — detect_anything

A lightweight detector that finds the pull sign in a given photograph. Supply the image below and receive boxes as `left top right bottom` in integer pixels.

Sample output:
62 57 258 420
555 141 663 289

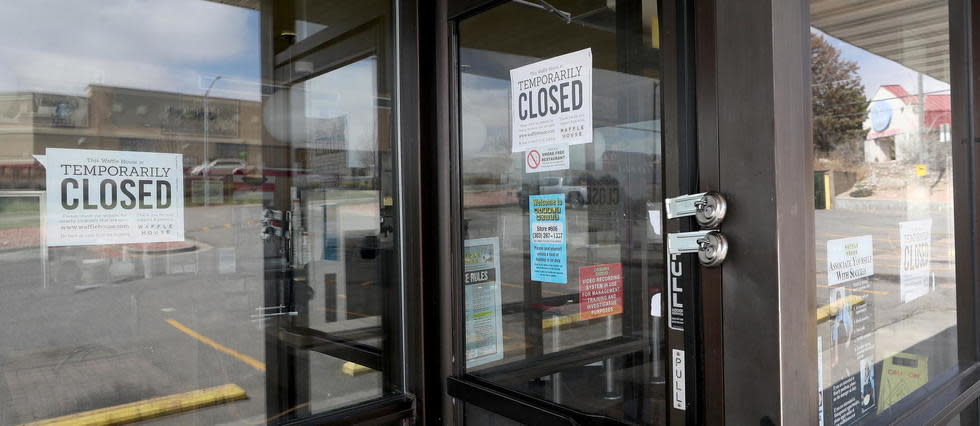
667 230 712 254
665 193 707 219
672 349 686 410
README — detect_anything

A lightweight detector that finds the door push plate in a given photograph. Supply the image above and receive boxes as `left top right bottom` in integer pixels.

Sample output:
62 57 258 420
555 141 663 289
668 230 729 267
665 191 727 229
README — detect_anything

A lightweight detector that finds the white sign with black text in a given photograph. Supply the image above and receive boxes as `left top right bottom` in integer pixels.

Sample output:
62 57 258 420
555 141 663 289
672 349 686 410
510 48 592 152
826 235 874 286
525 144 570 173
35 148 184 247
900 219 932 303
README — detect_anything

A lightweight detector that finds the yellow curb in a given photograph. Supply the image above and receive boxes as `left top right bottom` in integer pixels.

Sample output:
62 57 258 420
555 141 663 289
542 312 580 330
23 383 247 426
342 362 375 376
816 294 865 324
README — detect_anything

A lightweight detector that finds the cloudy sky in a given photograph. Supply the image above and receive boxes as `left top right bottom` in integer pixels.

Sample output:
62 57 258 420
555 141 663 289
0 0 261 100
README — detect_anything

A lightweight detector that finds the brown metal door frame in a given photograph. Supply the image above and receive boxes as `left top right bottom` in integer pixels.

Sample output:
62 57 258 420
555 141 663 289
686 0 816 424
691 0 980 424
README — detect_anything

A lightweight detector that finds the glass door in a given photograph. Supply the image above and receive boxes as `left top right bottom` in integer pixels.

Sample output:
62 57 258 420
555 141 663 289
0 1 412 425
261 1 410 423
445 1 684 424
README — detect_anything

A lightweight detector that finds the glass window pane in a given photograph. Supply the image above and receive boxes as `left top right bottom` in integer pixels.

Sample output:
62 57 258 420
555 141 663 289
0 1 401 424
458 1 665 424
810 1 956 423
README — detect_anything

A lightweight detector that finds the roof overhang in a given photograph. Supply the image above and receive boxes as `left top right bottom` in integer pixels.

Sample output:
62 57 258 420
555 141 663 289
811 0 950 83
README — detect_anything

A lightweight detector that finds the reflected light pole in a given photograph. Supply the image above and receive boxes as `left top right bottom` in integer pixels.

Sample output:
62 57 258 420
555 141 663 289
203 75 222 207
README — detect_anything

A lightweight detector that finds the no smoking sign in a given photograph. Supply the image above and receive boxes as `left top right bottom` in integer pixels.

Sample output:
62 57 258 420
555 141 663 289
526 149 542 170
524 144 569 174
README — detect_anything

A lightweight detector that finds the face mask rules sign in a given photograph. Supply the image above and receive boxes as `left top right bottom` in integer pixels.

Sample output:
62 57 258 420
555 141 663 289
36 148 184 246
510 48 592 152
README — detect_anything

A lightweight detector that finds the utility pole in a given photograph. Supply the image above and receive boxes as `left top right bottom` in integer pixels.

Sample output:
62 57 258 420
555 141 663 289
203 76 222 207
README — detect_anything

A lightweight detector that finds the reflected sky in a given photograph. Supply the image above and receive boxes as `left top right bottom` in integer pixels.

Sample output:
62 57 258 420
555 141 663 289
0 0 261 100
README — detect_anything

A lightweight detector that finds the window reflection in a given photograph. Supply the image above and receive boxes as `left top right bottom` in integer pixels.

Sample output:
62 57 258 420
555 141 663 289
0 0 397 424
810 0 956 423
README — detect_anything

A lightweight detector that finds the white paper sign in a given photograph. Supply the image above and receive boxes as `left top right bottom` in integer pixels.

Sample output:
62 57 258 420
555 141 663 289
672 349 686 410
649 209 662 235
510 48 592 152
827 235 874 285
36 148 184 246
464 237 504 368
650 293 662 317
900 219 932 303
525 144 570 173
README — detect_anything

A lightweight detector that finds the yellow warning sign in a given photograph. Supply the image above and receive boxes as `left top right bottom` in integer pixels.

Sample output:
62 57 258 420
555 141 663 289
877 353 928 413
915 164 928 177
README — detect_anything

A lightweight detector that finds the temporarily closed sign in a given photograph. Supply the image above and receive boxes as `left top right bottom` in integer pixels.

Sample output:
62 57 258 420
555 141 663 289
36 148 184 246
510 48 592 152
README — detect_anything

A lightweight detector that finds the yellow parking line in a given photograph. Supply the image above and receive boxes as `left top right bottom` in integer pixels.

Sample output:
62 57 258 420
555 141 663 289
816 284 888 295
23 383 247 426
325 308 372 318
501 281 564 296
265 402 311 423
165 318 266 372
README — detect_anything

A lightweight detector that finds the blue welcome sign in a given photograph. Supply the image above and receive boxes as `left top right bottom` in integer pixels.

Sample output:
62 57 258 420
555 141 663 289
529 194 567 283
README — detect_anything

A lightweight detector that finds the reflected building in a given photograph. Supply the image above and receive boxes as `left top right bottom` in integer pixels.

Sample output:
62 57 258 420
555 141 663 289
865 84 952 163
0 85 263 189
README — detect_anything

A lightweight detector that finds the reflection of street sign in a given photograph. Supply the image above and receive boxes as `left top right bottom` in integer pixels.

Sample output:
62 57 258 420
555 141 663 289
871 100 892 132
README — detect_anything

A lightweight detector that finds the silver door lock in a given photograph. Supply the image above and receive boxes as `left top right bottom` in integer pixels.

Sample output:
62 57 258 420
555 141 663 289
696 231 728 267
667 230 729 267
665 191 728 229
694 191 727 229
260 208 286 241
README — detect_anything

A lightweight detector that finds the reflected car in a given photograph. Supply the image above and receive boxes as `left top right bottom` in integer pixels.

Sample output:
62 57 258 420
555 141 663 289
188 158 248 176
540 174 592 209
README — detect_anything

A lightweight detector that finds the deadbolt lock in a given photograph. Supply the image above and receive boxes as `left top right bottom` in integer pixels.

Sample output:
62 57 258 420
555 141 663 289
696 231 728 267
665 191 728 228
260 208 286 241
666 191 730 266
694 191 727 229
